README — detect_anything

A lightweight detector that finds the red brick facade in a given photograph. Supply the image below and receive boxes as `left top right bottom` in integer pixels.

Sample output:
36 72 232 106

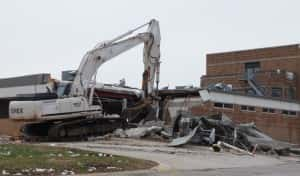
197 44 300 144
201 44 300 101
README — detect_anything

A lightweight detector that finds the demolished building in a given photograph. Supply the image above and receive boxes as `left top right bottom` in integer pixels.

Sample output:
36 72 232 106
191 90 300 144
1 43 300 146
197 44 300 144
157 44 300 145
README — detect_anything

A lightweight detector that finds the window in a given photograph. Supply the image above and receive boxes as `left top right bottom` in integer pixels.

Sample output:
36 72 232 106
241 105 247 111
240 105 255 112
224 103 233 109
281 110 297 116
214 102 233 109
214 102 223 108
271 87 282 98
269 109 275 113
56 83 71 97
245 62 260 73
245 62 260 79
262 108 275 113
290 111 297 116
286 87 296 100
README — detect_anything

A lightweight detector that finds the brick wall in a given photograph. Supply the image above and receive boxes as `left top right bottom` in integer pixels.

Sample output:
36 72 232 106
201 44 300 101
206 44 300 67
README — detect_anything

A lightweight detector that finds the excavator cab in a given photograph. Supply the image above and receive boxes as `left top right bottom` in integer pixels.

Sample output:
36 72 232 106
56 82 72 98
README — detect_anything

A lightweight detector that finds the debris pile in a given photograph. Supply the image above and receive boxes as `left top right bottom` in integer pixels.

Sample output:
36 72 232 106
88 108 300 156
1 168 56 176
169 111 299 156
0 135 12 144
110 120 170 140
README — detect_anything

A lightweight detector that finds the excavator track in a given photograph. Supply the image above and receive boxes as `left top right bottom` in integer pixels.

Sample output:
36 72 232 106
20 101 154 142
21 117 126 141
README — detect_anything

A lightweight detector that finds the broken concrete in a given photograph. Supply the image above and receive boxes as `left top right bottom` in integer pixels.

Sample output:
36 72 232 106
0 135 13 144
169 111 300 156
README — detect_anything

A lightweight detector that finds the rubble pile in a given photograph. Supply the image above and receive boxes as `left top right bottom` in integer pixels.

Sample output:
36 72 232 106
0 135 12 144
169 111 299 156
89 109 300 156
111 120 170 140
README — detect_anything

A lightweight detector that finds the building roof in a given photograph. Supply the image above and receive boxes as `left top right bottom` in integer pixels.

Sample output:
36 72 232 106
205 90 300 111
206 44 300 65
0 73 50 88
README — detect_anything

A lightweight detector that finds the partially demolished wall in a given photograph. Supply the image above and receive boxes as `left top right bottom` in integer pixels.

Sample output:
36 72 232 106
190 91 300 144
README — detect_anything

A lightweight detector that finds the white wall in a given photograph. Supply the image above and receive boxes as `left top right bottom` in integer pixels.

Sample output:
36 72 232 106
208 91 300 111
0 84 49 98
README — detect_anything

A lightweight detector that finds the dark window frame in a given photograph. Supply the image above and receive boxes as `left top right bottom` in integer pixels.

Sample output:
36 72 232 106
214 102 223 108
271 87 282 98
262 108 276 114
286 87 296 100
281 110 297 117
223 103 233 109
240 105 256 112
245 62 261 73
241 105 247 111
214 102 234 109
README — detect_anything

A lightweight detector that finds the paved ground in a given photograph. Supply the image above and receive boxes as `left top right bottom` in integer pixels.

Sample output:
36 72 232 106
88 162 300 176
45 138 300 176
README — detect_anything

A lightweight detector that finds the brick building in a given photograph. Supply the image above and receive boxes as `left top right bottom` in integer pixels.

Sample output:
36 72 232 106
193 44 300 144
201 44 300 101
190 90 300 144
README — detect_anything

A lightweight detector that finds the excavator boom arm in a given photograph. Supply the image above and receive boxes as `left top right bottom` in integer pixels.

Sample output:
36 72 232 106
70 19 161 100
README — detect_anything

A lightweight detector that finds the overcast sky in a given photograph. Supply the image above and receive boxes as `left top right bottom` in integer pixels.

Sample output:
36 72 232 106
0 0 299 88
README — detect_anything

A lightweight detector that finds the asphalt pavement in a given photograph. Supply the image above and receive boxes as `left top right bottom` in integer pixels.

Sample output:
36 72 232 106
46 138 300 176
